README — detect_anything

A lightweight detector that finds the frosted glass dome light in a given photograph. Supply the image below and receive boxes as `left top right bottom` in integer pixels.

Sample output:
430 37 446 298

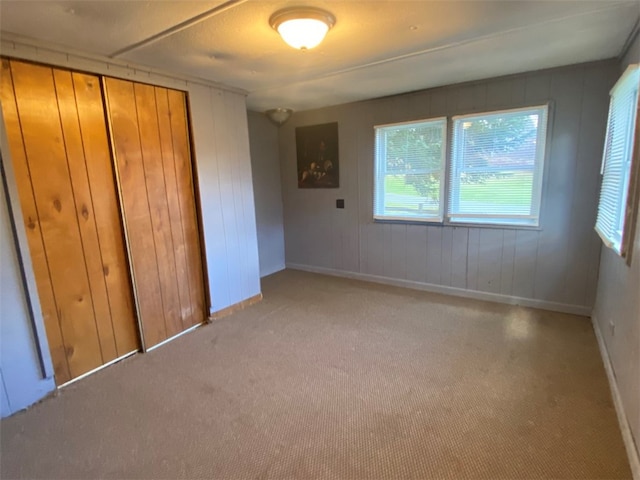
270 7 336 50
265 108 293 125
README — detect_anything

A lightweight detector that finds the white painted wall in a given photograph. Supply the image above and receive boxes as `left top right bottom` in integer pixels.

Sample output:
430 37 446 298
0 162 55 417
280 61 617 315
247 111 285 277
0 39 261 415
188 84 261 312
593 31 640 471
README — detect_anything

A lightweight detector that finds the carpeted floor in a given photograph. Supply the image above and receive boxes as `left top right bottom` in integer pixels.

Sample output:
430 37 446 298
0 269 631 479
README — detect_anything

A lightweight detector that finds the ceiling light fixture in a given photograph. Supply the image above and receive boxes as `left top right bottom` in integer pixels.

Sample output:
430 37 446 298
269 7 335 50
265 108 293 126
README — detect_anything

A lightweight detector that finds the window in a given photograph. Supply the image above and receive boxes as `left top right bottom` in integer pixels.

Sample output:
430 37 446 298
373 106 550 228
595 64 640 255
449 106 548 227
374 118 446 222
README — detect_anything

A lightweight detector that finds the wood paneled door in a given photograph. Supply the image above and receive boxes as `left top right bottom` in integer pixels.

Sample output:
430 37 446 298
0 59 139 384
103 78 205 349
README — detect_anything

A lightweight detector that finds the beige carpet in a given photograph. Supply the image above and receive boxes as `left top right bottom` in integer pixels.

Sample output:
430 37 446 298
0 269 631 479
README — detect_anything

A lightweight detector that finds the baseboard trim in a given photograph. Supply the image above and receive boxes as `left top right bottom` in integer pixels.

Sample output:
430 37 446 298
285 263 591 316
260 264 286 278
592 315 640 479
209 293 263 320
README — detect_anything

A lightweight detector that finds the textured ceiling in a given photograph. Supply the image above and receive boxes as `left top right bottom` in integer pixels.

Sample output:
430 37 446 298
1 0 638 112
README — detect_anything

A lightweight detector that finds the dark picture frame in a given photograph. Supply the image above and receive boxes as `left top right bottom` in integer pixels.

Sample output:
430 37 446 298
296 122 339 188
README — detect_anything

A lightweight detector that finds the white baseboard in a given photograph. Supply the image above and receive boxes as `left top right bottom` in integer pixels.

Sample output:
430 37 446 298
260 264 286 278
592 315 640 479
285 263 592 316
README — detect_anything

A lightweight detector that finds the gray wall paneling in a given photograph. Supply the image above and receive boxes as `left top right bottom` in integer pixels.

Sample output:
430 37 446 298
247 111 285 278
280 61 618 314
593 31 640 472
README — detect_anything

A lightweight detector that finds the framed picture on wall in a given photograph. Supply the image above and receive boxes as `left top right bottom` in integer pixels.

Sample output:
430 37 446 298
296 122 339 188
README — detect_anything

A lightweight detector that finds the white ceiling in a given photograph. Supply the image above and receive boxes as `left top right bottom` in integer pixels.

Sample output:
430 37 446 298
1 0 638 112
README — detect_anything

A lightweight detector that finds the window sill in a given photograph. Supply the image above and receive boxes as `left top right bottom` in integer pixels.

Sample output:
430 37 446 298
373 218 542 231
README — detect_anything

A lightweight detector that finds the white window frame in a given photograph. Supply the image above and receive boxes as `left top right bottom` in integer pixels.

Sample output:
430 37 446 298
595 64 640 255
447 105 549 228
372 107 550 228
373 117 447 223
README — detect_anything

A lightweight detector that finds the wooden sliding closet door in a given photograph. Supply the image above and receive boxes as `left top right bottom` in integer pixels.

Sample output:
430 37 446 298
103 78 205 349
0 59 139 384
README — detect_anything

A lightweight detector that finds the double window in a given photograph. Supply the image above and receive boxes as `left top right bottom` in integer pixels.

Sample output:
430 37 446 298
374 105 549 227
595 64 639 256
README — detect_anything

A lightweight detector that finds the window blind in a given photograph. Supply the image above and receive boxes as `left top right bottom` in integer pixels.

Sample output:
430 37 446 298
373 118 446 222
595 64 640 254
448 106 548 227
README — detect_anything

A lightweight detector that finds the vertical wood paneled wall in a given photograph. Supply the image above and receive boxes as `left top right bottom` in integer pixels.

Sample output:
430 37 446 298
1 40 262 415
0 59 140 383
104 78 205 348
0 40 262 318
279 61 618 313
